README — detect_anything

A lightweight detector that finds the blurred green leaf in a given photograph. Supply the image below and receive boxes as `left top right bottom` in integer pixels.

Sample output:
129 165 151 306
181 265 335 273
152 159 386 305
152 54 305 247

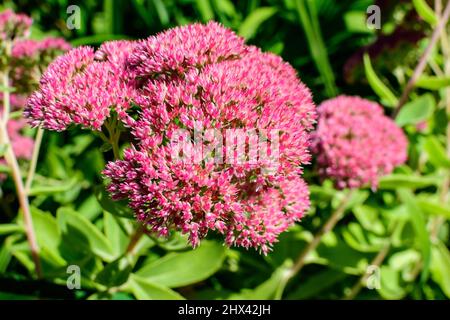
0 224 23 235
28 176 79 196
430 241 450 298
378 265 407 299
229 263 290 299
422 136 450 169
103 211 129 257
152 0 170 26
316 232 368 274
397 189 431 283
195 0 215 21
137 241 226 287
353 205 385 234
238 7 277 40
296 0 337 97
344 11 373 33
213 0 237 17
127 275 184 300
417 198 450 220
416 75 450 90
0 244 12 274
412 0 437 26
378 174 440 189
342 222 385 252
396 94 435 127
57 207 115 261
287 269 347 299
95 257 133 287
363 53 398 107
95 186 134 219
31 207 66 267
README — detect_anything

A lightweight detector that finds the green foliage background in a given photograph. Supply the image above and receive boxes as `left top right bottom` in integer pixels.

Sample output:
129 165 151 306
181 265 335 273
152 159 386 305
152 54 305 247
0 0 449 300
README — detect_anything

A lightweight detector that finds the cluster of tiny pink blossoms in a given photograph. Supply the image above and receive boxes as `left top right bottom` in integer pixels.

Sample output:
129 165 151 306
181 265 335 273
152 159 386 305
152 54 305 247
0 9 70 181
103 23 316 253
26 22 316 253
0 9 32 41
11 37 72 95
24 41 136 131
312 95 408 189
12 38 71 59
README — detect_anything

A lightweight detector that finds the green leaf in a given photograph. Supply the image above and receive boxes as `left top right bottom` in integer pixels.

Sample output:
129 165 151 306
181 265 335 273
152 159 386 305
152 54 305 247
353 205 385 234
100 142 113 153
363 53 398 107
212 0 236 17
195 0 214 21
342 222 385 252
95 257 133 288
238 7 277 40
395 94 435 127
57 207 115 261
295 0 337 97
229 263 290 299
155 231 190 251
0 224 23 235
0 244 12 273
95 186 134 219
31 207 60 252
412 0 437 26
31 207 66 267
397 189 431 283
416 75 450 90
344 11 373 33
316 232 368 274
28 176 79 196
137 241 226 287
422 136 450 168
152 0 169 26
127 275 184 300
77 194 103 221
378 174 440 190
378 265 407 299
287 269 347 299
103 211 129 257
417 198 450 220
430 241 450 298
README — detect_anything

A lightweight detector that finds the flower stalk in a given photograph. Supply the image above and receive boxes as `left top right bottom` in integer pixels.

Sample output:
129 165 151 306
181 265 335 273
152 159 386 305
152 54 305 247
285 190 354 281
0 43 42 277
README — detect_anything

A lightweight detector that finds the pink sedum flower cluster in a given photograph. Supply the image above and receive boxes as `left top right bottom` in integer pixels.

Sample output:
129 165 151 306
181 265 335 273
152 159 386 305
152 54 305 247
102 22 316 253
127 22 248 81
24 41 136 131
26 22 316 253
0 9 70 181
12 37 71 59
0 9 32 41
11 37 72 94
312 95 408 189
